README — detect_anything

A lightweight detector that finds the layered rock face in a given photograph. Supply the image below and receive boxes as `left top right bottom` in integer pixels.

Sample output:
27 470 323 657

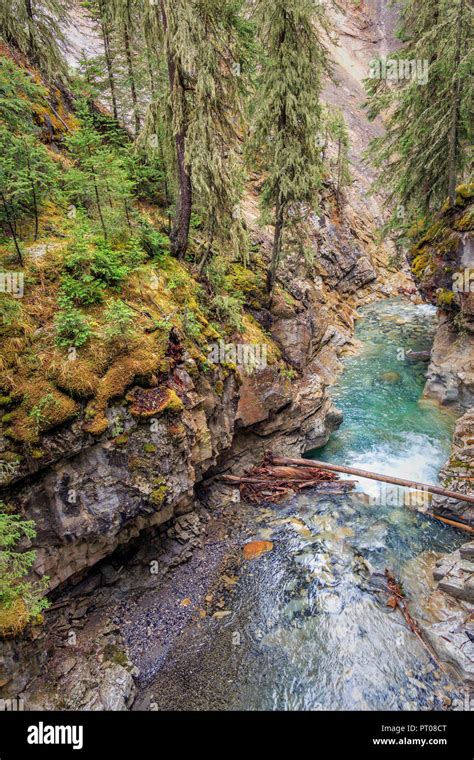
0 220 387 593
409 192 474 687
408 189 474 527
422 542 474 689
431 410 474 527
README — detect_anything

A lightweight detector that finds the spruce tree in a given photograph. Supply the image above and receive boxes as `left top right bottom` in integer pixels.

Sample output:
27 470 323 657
82 0 120 120
0 59 58 257
64 100 134 240
0 0 70 80
184 0 249 270
364 0 472 223
156 0 249 261
112 0 142 135
251 0 335 297
327 106 351 205
158 0 193 259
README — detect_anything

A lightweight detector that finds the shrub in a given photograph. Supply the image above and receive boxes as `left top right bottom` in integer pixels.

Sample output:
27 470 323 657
103 299 136 344
138 220 169 261
55 305 92 348
90 239 130 285
60 273 105 306
0 502 49 637
182 309 202 339
60 233 132 306
211 293 245 332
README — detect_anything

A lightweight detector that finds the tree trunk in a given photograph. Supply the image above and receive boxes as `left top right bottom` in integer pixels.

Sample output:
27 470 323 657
24 0 37 64
271 455 474 512
1 193 23 265
198 219 215 275
123 2 140 136
145 35 156 98
266 197 285 299
447 0 464 205
159 0 192 259
99 0 119 120
87 146 107 239
24 143 39 239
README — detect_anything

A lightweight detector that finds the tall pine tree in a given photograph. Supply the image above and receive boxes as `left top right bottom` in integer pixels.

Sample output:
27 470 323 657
0 0 70 80
251 0 335 297
364 0 472 223
156 0 248 261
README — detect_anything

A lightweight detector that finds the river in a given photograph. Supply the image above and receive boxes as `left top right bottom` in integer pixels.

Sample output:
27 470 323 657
138 299 466 711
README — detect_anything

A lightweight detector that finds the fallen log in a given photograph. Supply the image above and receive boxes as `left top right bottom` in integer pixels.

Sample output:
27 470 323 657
220 474 357 487
428 513 474 534
270 455 474 507
219 461 353 504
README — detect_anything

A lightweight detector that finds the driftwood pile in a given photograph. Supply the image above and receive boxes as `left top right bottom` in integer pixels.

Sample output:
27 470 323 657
220 453 356 504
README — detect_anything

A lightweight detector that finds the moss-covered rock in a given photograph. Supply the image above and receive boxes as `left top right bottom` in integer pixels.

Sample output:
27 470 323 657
149 477 169 508
128 387 183 418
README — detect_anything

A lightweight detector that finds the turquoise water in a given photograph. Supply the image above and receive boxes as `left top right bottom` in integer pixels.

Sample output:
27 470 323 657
308 298 456 499
145 299 466 711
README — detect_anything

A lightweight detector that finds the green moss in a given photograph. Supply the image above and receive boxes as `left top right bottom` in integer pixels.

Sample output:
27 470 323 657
436 234 459 256
0 451 23 463
448 457 473 469
1 413 14 424
225 264 265 308
114 434 128 446
436 288 456 307
103 644 129 668
453 208 474 232
0 395 12 406
30 449 44 459
455 182 474 205
418 219 444 245
6 383 79 443
158 358 172 375
411 251 432 278
143 443 156 453
150 477 169 508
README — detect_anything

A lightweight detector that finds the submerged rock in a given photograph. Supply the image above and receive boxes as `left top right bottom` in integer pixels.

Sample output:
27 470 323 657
379 371 402 384
243 540 274 560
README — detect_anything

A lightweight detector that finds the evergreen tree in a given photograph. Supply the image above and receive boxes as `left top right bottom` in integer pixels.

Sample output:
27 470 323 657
185 0 250 270
0 59 58 258
157 0 193 259
327 106 351 205
251 0 335 297
0 502 49 635
0 0 70 80
364 0 472 223
112 0 142 135
64 100 134 240
90 0 120 119
156 0 249 261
